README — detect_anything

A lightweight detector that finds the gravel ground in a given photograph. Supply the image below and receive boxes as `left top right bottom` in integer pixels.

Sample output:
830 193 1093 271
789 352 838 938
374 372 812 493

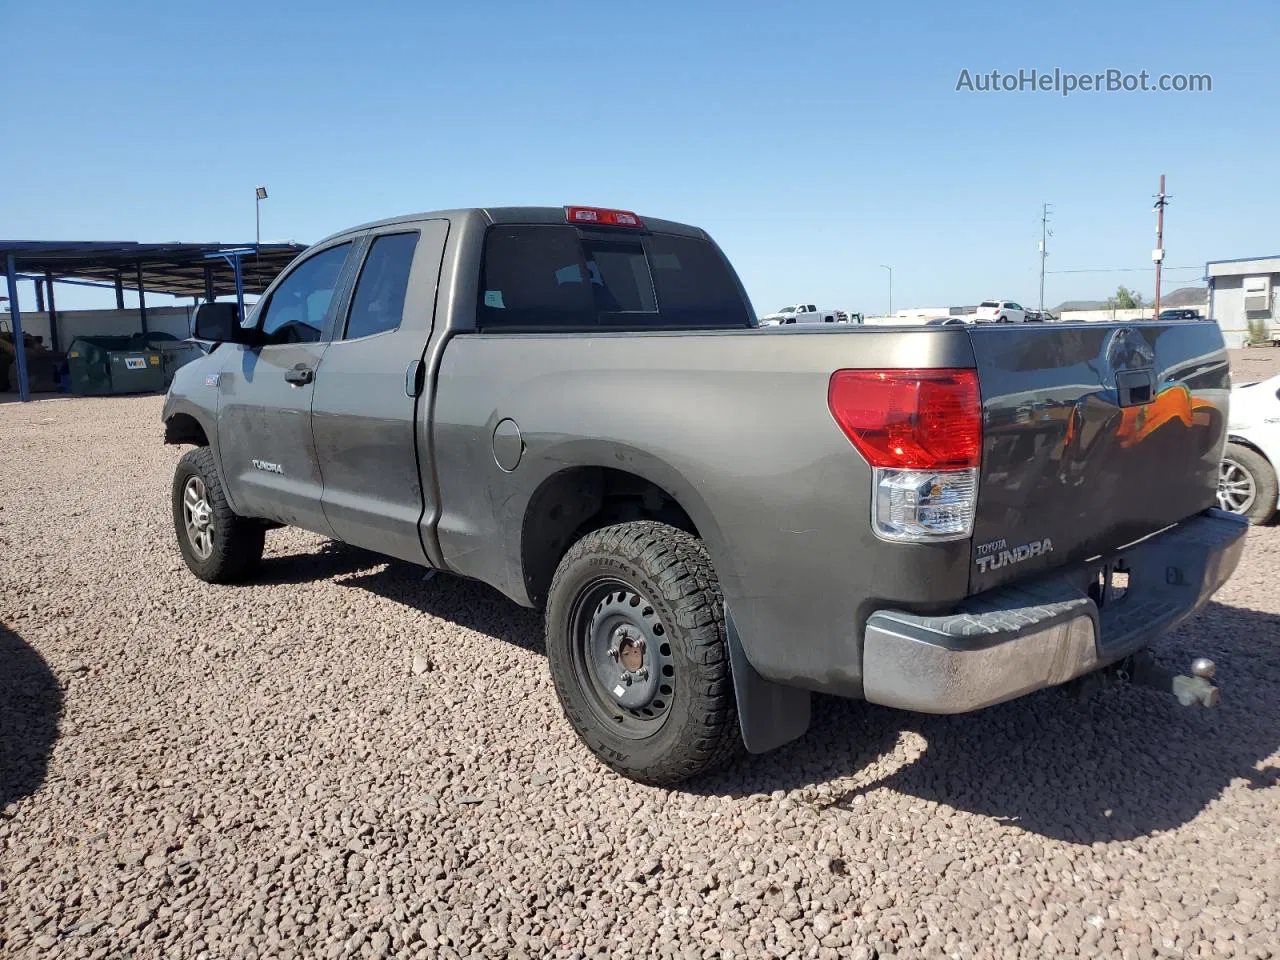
2 394 1278 960
1228 347 1280 383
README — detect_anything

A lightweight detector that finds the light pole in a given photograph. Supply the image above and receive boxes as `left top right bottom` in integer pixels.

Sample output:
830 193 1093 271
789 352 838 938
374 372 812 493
254 186 268 296
255 186 268 248
880 264 893 318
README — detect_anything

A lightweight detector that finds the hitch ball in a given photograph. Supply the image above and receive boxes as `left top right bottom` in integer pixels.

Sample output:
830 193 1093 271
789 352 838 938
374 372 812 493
1191 657 1216 680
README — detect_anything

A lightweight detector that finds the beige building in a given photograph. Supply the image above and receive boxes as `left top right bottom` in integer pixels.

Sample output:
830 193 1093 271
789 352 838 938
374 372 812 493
1207 255 1279 348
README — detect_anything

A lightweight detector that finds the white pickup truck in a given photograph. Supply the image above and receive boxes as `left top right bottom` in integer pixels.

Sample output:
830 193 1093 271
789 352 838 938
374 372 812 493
759 303 839 325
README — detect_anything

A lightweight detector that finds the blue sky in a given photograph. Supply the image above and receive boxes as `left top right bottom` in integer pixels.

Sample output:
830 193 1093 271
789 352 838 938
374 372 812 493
3 0 1277 314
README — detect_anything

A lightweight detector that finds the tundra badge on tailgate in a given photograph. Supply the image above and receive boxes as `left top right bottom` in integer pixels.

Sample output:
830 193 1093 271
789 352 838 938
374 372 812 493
975 537 1054 574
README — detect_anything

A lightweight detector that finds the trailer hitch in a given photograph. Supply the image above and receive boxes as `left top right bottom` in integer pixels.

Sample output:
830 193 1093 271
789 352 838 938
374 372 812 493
1069 652 1220 707
1128 651 1220 707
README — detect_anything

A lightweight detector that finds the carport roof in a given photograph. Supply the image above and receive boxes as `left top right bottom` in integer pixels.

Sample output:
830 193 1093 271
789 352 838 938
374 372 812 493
0 240 308 298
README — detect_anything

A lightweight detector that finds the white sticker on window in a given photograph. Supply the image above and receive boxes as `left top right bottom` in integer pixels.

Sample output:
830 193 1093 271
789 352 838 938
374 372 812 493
124 357 147 370
484 290 505 308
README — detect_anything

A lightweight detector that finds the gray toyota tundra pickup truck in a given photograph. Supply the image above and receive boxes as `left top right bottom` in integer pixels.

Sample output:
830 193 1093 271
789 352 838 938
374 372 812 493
162 205 1248 785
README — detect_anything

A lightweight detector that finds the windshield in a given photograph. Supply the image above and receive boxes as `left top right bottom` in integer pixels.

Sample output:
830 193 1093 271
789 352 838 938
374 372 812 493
777 305 796 313
979 301 999 308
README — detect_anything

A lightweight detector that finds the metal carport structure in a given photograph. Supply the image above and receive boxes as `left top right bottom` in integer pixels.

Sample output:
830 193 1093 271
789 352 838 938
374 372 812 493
2 239 306 401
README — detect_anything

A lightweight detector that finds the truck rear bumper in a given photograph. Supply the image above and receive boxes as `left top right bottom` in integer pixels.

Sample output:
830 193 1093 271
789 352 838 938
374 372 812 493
861 508 1248 714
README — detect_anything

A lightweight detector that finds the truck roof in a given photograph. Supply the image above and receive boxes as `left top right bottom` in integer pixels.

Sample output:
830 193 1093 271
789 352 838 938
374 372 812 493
313 207 710 249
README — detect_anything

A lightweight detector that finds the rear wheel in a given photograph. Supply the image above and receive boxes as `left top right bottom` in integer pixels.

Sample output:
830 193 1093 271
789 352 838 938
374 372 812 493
1218 443 1278 525
172 447 266 583
545 521 742 785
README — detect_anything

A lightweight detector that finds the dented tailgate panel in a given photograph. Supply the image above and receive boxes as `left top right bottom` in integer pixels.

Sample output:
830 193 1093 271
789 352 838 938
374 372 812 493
967 321 1230 593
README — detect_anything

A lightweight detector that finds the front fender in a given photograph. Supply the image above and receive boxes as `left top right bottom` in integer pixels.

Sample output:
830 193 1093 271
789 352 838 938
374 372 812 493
160 357 236 512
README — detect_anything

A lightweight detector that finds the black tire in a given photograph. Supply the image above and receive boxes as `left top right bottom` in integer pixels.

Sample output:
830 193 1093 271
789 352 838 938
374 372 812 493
1219 443 1278 526
545 521 742 785
171 447 266 583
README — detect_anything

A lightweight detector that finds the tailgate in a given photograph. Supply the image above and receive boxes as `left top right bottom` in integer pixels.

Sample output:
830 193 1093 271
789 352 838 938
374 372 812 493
967 321 1230 593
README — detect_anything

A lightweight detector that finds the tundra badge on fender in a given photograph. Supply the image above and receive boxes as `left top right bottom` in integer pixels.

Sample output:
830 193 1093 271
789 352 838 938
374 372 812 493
975 537 1053 573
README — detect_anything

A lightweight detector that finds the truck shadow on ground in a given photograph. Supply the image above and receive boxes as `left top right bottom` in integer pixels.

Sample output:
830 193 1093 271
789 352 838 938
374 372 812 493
254 540 389 587
335 554 547 654
0 623 62 808
255 538 1280 844
253 542 545 653
695 600 1280 844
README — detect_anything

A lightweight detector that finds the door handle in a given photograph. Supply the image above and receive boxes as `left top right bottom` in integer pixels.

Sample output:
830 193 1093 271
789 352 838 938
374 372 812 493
405 360 425 398
285 365 314 386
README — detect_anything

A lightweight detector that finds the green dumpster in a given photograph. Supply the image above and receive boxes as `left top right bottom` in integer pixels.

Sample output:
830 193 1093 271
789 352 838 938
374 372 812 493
128 332 206 389
66 336 167 396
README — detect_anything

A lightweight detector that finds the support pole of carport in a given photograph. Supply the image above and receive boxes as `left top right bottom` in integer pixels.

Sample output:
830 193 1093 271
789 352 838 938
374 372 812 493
44 272 60 353
203 265 215 303
115 272 125 310
136 262 148 334
34 279 45 313
233 254 246 321
5 255 31 402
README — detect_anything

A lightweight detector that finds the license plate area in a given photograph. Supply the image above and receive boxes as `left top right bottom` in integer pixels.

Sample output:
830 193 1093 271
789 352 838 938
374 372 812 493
1088 559 1131 609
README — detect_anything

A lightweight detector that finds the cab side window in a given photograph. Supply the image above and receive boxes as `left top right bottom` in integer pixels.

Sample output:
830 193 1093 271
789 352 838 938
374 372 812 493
343 232 420 340
258 242 353 345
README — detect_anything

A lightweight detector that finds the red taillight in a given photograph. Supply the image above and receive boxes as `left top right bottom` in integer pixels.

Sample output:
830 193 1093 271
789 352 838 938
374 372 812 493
565 205 644 228
828 368 982 469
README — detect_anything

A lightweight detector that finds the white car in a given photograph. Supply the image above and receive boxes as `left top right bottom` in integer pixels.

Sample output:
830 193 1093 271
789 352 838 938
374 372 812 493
974 300 1027 323
759 304 838 325
1220 373 1280 525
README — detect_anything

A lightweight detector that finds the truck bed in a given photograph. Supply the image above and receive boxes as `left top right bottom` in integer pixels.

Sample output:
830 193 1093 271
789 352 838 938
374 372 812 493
430 320 1229 698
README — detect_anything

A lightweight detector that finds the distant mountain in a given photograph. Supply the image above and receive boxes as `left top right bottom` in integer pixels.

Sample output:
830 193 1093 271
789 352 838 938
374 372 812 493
1053 286 1206 313
1054 299 1106 312
1160 286 1207 307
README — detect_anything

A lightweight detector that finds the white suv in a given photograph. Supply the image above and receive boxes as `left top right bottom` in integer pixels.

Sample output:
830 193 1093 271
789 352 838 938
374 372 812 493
974 300 1027 323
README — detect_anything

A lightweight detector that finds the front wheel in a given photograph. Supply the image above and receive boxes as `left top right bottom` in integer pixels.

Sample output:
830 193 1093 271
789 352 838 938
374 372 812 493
1218 443 1278 525
172 447 266 583
545 521 742 785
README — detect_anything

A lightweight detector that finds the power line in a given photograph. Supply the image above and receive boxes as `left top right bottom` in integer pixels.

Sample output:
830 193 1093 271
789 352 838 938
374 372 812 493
1046 265 1201 275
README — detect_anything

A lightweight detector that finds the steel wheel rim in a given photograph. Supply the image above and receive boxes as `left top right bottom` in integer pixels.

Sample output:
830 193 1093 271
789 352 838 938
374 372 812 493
182 476 215 559
1217 458 1256 514
568 577 676 739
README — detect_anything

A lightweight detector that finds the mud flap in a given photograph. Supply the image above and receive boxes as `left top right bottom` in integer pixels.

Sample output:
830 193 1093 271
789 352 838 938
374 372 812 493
725 607 812 754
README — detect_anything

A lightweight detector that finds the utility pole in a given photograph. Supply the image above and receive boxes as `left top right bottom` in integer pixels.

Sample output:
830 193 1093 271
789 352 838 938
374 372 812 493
1038 203 1052 317
1152 175 1168 319
880 264 893 317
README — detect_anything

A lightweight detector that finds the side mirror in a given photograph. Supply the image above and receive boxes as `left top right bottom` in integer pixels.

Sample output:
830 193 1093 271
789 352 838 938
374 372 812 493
192 302 241 342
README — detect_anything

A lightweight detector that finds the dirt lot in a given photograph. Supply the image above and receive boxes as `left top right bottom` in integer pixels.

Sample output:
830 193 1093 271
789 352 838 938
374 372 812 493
1229 346 1280 384
1 392 1278 960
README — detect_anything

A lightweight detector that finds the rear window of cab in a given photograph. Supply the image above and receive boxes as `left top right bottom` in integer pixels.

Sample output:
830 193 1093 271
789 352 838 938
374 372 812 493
477 225 751 331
